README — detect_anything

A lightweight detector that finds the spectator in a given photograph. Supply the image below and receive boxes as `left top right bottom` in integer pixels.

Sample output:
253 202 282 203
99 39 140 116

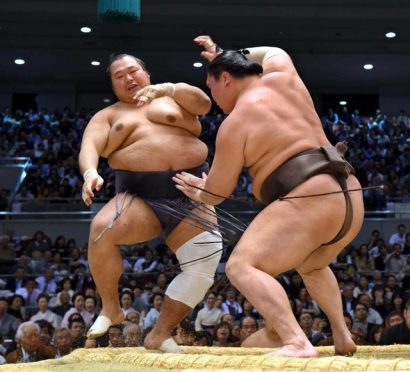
143 293 163 330
354 245 375 272
221 288 243 318
357 293 383 325
35 268 58 298
16 278 42 309
108 325 125 347
384 244 407 273
298 312 325 346
351 303 376 341
239 316 259 343
381 299 410 345
7 295 26 322
194 330 213 346
180 320 196 346
68 315 86 350
53 328 73 358
212 322 236 347
52 290 71 318
341 283 357 313
385 310 404 329
194 292 223 333
123 323 142 347
120 290 136 317
6 266 26 292
61 292 93 329
30 294 61 329
353 275 372 298
368 324 384 345
0 298 18 339
388 224 406 250
133 249 158 274
34 319 54 346
5 322 55 363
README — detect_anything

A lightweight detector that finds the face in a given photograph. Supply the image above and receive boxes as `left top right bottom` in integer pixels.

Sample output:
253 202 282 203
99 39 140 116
216 325 230 341
60 291 70 305
85 298 95 313
108 327 125 347
121 294 132 309
20 325 40 353
153 295 163 310
241 318 258 337
54 330 72 351
39 327 51 345
181 331 196 346
0 300 8 314
74 296 84 310
110 56 150 103
38 297 48 312
206 294 216 308
125 326 141 347
354 305 368 320
126 311 139 324
206 73 236 114
389 315 403 327
70 321 85 339
299 313 313 328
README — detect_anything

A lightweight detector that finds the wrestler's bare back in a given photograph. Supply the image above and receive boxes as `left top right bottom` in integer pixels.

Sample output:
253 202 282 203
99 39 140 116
99 98 208 171
224 71 330 200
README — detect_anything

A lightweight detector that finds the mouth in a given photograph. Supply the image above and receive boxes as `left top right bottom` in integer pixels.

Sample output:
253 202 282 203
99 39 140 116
127 83 139 92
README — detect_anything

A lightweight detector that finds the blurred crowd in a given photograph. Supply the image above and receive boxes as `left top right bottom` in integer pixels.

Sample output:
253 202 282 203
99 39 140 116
0 106 409 364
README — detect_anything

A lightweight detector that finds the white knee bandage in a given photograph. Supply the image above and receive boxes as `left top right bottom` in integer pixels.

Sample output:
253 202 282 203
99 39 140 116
166 231 222 308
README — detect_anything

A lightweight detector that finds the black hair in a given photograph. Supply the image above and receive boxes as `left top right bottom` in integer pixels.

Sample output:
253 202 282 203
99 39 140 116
208 50 263 80
106 53 148 78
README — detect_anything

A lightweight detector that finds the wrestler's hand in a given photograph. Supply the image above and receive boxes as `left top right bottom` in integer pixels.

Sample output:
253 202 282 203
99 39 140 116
194 35 222 62
82 168 104 207
173 171 207 202
133 83 175 106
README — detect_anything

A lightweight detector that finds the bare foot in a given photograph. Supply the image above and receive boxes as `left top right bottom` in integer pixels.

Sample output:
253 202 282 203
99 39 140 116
144 330 181 353
87 310 124 339
268 344 319 358
334 334 357 356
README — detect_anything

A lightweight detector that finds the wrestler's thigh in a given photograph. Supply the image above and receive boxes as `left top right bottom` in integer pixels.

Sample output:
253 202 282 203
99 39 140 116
90 194 162 245
297 175 364 274
166 204 218 251
230 174 349 276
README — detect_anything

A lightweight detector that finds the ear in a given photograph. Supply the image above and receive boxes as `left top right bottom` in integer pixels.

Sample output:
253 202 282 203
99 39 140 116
221 71 231 86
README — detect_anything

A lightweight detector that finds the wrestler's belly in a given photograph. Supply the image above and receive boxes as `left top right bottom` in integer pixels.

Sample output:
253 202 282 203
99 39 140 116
107 136 208 171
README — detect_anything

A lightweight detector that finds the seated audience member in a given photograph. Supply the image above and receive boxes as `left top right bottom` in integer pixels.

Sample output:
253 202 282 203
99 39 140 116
352 303 377 342
7 294 26 322
133 249 158 274
385 310 404 329
108 325 125 347
120 290 136 317
221 288 243 318
180 320 196 346
341 283 357 313
6 322 55 363
298 312 326 346
381 299 410 345
35 269 58 298
357 293 383 325
143 293 163 330
34 319 54 346
368 324 384 345
125 310 140 325
239 316 259 343
194 330 213 346
123 323 142 347
52 290 71 318
132 286 149 313
68 316 86 350
237 299 260 321
212 322 237 347
54 328 73 358
195 293 223 332
354 245 375 272
61 292 93 328
30 294 61 329
384 244 407 273
353 275 372 298
16 278 42 309
0 297 18 339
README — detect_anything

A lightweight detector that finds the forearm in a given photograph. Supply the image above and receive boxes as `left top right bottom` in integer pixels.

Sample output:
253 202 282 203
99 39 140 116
245 46 287 65
173 83 211 115
79 145 100 174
